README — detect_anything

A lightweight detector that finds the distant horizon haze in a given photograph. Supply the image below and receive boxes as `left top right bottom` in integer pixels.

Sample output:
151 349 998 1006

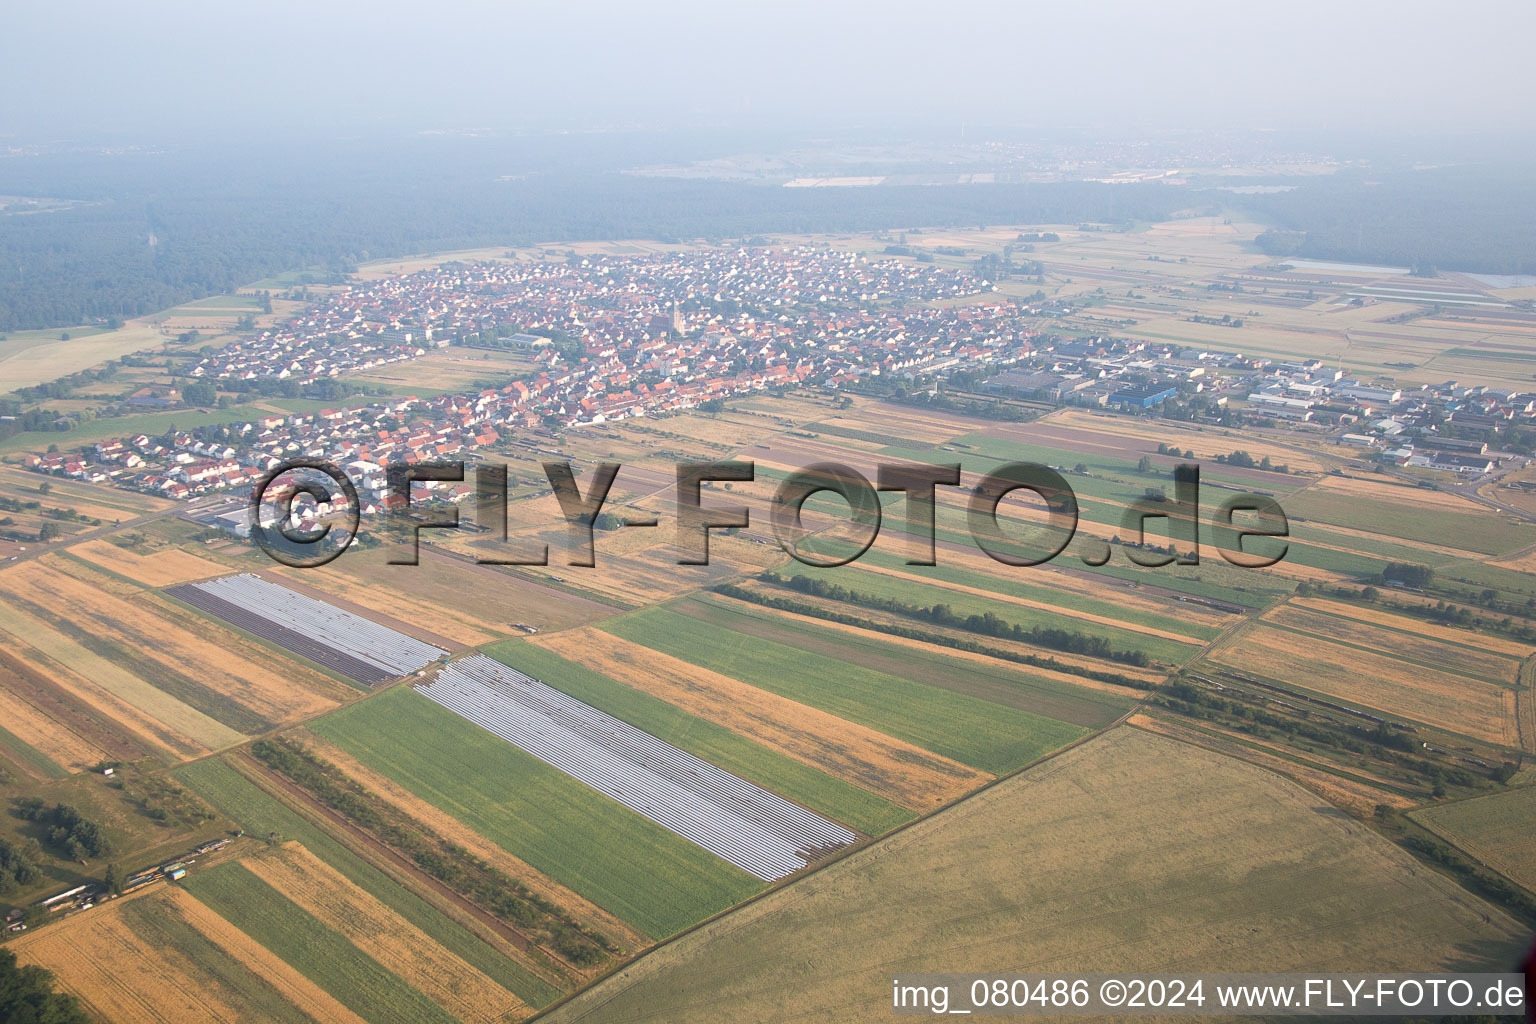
3 0 1534 142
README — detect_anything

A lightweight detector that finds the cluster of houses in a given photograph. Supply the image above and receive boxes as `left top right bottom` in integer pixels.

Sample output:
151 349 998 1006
25 248 1531 515
981 337 1232 408
21 249 1043 513
982 340 1529 475
187 247 993 388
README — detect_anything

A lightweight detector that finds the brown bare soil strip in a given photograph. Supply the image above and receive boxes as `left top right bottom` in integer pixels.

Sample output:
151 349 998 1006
10 890 260 1024
1208 623 1514 747
533 627 989 808
244 842 526 1024
1127 713 1417 817
70 539 229 587
169 884 373 1024
295 728 650 954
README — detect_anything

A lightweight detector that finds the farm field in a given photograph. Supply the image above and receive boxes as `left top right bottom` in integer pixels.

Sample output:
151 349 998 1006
415 655 859 881
1263 601 1522 684
0 324 177 393
695 590 1142 720
769 554 1214 658
539 726 1530 1024
10 223 1536 1023
10 884 345 1024
1281 482 1534 556
0 559 347 734
600 599 1092 776
69 538 228 587
486 640 914 834
289 727 655 958
183 862 465 1024
0 586 246 758
174 756 563 1008
267 545 614 646
169 574 445 686
523 627 980 811
1206 620 1518 747
242 842 529 1024
308 686 767 939
1413 786 1536 893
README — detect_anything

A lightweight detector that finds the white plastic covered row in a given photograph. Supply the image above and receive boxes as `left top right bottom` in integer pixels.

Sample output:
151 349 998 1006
416 655 858 880
189 574 443 676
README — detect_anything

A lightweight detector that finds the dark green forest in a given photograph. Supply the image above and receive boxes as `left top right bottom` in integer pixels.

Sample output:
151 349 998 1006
1 135 1532 331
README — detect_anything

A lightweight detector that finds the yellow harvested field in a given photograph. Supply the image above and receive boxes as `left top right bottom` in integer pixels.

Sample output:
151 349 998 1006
0 324 176 392
1306 473 1489 513
11 893 255 1024
1209 623 1516 746
540 727 1527 1024
296 728 650 955
0 682 108 773
10 884 363 1024
169 885 372 1024
70 539 228 586
821 405 970 444
244 843 526 1024
1127 713 1417 817
1489 547 1536 573
534 627 989 808
0 596 239 755
269 559 525 647
11 561 340 723
1265 602 1521 682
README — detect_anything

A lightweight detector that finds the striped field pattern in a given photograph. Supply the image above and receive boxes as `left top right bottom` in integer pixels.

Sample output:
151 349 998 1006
416 655 858 880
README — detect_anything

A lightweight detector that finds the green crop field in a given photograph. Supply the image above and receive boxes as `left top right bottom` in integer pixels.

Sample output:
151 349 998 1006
184 862 460 1024
1283 489 1533 556
690 592 1135 728
116 895 320 1024
308 687 766 938
484 640 914 836
1413 786 1536 892
602 601 1089 775
781 553 1213 656
175 756 560 1007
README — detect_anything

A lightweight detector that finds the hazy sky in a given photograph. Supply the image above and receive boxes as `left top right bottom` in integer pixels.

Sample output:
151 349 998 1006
4 0 1534 140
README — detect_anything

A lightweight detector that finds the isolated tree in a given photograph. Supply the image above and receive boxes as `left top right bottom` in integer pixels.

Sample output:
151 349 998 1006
1137 455 1153 473
37 481 50 496
103 862 123 896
